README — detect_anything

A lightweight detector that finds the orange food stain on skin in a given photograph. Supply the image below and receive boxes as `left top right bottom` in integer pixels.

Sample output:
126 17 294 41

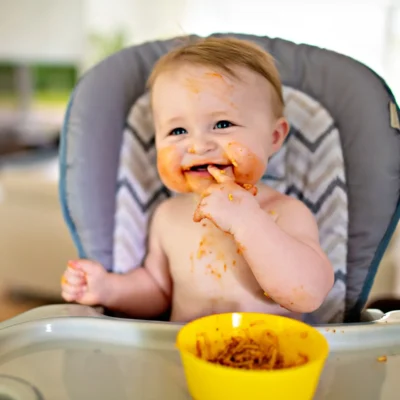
268 210 278 222
204 72 223 79
197 237 207 259
228 193 234 201
232 260 237 266
188 147 196 154
290 287 309 306
157 146 190 193
159 141 265 195
61 275 68 285
158 146 215 194
198 212 226 233
197 249 206 259
206 264 221 279
186 172 215 194
223 263 227 272
236 242 246 255
225 142 266 186
185 78 201 94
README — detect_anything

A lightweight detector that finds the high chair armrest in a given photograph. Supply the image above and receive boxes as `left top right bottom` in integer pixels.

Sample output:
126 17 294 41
360 308 385 322
0 304 103 331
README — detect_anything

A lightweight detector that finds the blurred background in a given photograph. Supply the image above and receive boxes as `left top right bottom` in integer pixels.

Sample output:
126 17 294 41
0 0 399 321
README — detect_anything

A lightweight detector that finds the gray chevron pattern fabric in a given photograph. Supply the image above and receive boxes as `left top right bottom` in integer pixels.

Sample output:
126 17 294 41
113 86 348 323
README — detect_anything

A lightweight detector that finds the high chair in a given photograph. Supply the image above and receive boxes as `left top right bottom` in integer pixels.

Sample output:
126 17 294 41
0 32 399 400
58 33 400 324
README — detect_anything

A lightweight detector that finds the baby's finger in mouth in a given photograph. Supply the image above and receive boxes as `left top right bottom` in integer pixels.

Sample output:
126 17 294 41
207 165 234 184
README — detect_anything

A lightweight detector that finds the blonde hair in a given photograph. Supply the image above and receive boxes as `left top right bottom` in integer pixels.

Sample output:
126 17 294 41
148 37 284 117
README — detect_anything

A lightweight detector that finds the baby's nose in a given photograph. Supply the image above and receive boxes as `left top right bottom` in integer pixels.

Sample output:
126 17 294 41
189 135 217 155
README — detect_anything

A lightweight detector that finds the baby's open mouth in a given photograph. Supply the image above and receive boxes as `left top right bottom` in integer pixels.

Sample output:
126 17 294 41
187 163 231 172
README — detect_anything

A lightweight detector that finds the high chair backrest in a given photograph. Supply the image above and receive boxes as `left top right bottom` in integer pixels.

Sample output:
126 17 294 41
59 33 400 323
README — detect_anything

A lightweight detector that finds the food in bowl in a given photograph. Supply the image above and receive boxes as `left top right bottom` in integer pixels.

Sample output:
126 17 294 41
195 330 308 370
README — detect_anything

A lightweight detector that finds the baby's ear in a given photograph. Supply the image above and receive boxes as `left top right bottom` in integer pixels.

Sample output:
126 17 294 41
271 117 290 153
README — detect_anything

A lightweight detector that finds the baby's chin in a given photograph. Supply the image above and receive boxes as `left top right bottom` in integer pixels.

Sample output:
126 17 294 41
159 176 212 195
184 175 214 195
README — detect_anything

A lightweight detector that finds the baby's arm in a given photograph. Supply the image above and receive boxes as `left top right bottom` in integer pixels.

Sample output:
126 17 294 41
233 198 334 313
61 205 172 318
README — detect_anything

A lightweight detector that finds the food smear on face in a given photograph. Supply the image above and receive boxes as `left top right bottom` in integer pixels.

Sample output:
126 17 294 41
158 146 215 194
204 72 223 79
225 142 266 186
157 146 190 193
195 331 309 370
184 78 201 94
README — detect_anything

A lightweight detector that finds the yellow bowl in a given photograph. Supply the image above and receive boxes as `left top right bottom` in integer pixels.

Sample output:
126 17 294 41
176 313 329 400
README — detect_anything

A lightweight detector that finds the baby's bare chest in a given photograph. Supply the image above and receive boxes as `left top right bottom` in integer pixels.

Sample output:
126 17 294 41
162 214 260 295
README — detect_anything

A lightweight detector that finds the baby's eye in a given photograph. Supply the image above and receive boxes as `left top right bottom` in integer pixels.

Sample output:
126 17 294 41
170 127 187 136
214 120 233 129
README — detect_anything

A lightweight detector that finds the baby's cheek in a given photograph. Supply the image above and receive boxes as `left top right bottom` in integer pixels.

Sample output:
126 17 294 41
225 142 266 185
157 146 190 193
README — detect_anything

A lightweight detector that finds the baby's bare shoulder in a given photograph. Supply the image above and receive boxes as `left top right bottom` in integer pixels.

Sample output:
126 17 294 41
152 194 193 226
256 183 318 236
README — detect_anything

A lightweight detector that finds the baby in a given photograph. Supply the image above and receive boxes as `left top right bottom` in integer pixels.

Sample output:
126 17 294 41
61 37 334 322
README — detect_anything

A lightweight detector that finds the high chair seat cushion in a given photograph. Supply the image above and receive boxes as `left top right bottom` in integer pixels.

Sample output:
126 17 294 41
59 33 400 323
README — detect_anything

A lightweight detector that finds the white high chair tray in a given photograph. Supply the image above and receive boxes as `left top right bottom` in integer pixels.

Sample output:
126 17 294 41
0 305 399 400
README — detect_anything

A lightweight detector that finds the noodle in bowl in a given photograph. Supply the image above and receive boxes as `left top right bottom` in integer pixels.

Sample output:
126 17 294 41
176 312 329 400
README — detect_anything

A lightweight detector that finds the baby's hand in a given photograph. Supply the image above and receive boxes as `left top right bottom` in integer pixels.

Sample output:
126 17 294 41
61 260 108 306
193 165 258 233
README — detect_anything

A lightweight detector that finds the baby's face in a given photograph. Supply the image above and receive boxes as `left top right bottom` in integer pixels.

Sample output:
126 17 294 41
152 64 288 194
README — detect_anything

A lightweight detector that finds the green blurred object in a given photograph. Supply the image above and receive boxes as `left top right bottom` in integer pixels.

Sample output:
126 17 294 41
32 65 77 92
0 64 76 108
